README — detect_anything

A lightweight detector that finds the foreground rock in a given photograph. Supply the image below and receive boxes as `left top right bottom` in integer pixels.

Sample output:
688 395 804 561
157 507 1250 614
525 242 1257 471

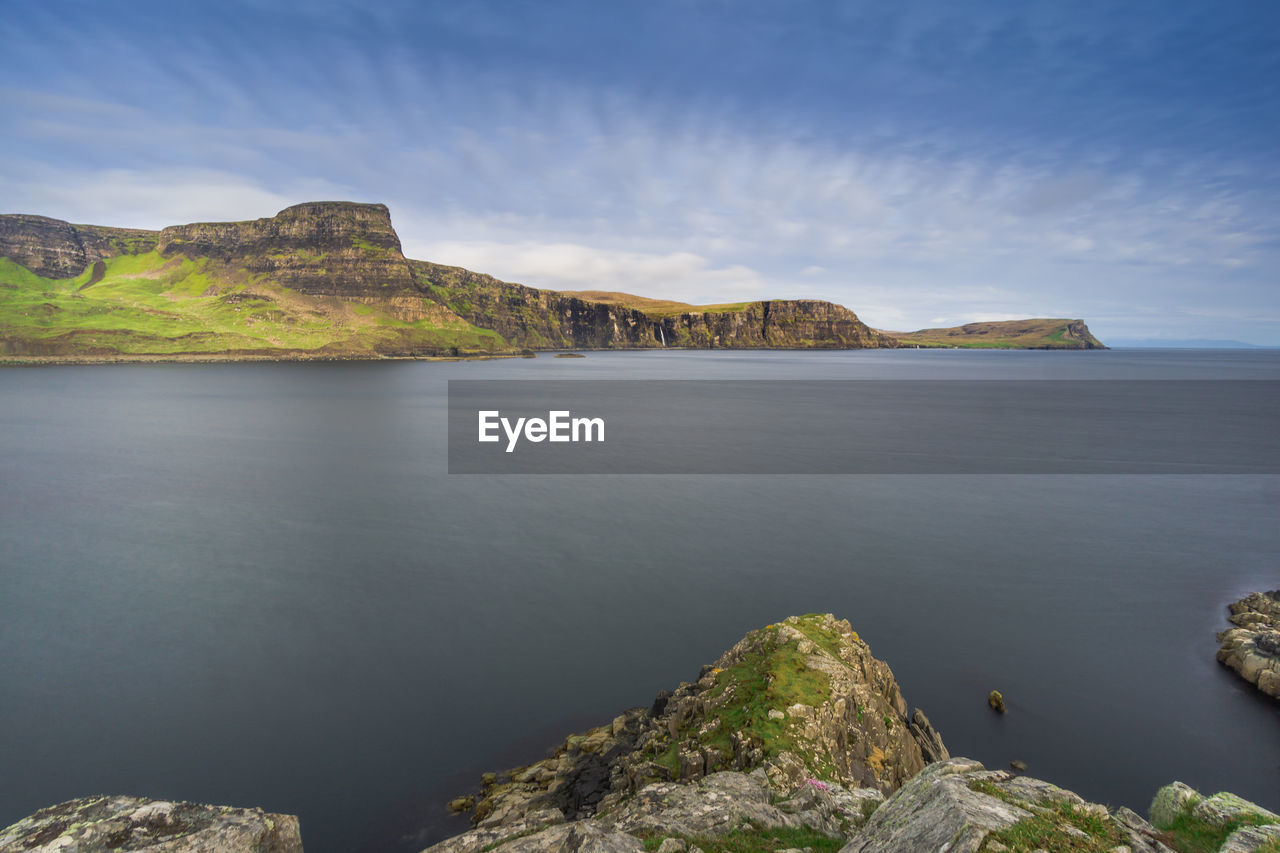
1150 782 1280 853
426 771 883 853
1217 591 1280 700
450 614 947 834
432 758 1262 853
0 795 302 852
843 757 1174 853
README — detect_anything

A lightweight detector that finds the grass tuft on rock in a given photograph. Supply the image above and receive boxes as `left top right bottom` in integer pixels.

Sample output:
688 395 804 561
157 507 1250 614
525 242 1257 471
1157 803 1280 853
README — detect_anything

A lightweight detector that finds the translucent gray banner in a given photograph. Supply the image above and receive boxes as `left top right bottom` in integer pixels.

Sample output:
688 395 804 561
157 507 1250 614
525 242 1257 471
447 380 1280 474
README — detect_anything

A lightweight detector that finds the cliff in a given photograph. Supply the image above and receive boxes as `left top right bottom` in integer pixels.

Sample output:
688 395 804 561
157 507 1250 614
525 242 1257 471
0 202 1105 360
0 214 158 279
0 204 503 359
156 202 418 297
414 261 893 350
889 318 1107 349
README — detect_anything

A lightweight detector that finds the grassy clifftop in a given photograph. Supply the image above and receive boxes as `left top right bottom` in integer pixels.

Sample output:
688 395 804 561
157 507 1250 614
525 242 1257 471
888 318 1107 349
0 253 504 359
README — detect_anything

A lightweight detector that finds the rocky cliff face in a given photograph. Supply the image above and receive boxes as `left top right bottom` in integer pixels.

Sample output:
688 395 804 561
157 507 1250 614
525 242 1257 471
445 614 947 837
156 202 417 297
1217 591 1280 700
413 261 894 350
0 214 158 279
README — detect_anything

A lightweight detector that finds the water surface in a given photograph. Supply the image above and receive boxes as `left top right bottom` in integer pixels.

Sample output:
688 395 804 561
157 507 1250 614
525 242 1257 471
1 349 1277 852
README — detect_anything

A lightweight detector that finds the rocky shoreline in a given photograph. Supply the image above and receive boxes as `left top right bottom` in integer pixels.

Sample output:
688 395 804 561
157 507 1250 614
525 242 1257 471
4 613 1277 853
1217 591 1280 701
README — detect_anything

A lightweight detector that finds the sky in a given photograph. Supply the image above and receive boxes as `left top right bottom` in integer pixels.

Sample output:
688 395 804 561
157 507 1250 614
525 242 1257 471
2 1 1278 343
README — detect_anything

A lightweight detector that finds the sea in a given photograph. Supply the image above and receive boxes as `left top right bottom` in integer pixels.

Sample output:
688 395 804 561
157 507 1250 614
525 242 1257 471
1 349 1277 852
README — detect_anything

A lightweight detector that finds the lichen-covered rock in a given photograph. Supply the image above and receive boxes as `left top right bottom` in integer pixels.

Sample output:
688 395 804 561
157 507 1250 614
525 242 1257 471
1150 782 1280 853
1191 791 1279 828
1217 591 1280 700
424 770 883 853
487 822 644 853
839 758 1174 853
1149 781 1201 829
421 809 566 853
0 795 301 852
1220 823 1280 853
775 779 885 834
597 771 805 837
449 615 948 832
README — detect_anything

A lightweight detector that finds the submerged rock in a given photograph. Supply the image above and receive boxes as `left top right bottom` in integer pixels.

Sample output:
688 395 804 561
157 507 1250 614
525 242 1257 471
1217 591 1280 700
0 795 301 852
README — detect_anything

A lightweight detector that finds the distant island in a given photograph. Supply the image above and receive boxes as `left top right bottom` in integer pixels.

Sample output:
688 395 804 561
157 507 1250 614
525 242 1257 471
0 202 1105 361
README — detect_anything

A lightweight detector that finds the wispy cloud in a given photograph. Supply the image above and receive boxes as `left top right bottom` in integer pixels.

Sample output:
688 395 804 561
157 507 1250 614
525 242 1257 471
1 1 1277 341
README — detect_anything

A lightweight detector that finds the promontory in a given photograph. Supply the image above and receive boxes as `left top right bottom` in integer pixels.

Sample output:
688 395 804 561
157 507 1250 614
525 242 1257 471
0 203 1104 361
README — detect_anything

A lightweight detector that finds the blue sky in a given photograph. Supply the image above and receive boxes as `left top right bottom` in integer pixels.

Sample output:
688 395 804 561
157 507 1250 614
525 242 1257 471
3 1 1278 342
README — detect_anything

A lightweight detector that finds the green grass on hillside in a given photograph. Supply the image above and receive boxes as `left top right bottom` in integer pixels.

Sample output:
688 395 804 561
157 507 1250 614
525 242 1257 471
0 254 508 357
887 318 1104 349
641 618 841 782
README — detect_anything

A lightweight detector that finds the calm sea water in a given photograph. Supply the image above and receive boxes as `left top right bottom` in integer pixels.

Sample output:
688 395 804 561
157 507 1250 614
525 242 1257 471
1 349 1278 853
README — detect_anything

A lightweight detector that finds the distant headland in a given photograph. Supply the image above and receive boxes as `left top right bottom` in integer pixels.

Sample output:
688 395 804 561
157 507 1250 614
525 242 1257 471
0 203 1104 362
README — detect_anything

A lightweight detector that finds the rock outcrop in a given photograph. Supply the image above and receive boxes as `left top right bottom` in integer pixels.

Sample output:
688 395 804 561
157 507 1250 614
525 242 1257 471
1217 591 1280 700
1150 781 1280 853
0 215 157 279
0 795 301 852
442 614 946 841
844 757 1175 852
157 202 418 297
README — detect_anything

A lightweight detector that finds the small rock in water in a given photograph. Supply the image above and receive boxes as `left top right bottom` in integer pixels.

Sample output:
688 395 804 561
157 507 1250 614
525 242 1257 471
988 690 1006 713
447 796 475 813
1010 760 1027 772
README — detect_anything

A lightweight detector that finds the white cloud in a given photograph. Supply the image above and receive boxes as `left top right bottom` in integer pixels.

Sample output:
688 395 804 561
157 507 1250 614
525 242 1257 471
3 80 1276 339
419 240 767 302
1 166 353 229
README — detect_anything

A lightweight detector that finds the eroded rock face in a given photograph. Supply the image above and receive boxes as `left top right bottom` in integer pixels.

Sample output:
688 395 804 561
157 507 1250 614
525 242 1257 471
157 202 417 297
411 261 895 350
1217 591 1280 700
0 795 302 852
0 215 158 279
842 758 1174 853
449 615 946 836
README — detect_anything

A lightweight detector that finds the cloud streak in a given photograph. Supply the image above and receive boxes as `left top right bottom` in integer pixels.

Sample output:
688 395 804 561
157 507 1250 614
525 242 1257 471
1 1 1277 341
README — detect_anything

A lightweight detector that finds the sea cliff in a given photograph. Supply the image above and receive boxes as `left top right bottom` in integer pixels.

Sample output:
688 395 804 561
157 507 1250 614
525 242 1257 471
0 202 1105 360
0 204 893 359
